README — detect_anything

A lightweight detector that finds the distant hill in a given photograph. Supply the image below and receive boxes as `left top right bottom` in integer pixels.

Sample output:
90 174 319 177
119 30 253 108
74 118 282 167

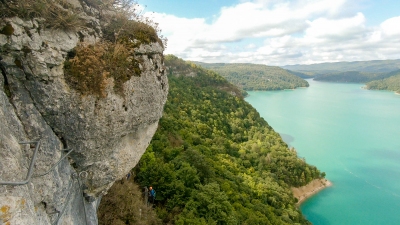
285 70 314 79
282 59 400 83
313 71 391 83
196 62 309 91
365 70 400 93
282 59 400 73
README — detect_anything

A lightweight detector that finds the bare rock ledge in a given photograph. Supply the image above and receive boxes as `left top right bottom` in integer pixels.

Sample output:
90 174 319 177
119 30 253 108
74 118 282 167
291 178 332 206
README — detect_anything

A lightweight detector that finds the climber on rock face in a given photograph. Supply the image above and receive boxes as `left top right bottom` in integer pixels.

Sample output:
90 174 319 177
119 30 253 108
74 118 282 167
148 186 156 205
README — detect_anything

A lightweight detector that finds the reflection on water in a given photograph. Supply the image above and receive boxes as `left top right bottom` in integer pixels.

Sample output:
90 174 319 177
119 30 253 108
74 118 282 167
246 80 400 225
279 133 294 146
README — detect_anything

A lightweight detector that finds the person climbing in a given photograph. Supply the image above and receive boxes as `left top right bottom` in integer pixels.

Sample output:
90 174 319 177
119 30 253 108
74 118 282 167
148 186 156 205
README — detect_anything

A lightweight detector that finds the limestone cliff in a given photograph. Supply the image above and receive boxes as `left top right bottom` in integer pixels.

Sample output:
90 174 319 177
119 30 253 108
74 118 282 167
0 1 168 224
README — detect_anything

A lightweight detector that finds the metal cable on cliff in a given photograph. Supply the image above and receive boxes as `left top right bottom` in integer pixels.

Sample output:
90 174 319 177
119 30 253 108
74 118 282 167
0 139 41 185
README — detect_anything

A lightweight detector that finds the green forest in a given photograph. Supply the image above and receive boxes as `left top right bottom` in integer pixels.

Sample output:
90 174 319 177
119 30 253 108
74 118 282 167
282 59 400 73
365 70 400 93
282 59 400 83
197 62 309 91
312 71 390 83
282 59 400 85
99 55 325 224
302 69 400 87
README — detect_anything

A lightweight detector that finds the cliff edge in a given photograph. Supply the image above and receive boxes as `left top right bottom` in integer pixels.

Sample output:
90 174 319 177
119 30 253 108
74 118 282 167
0 0 168 224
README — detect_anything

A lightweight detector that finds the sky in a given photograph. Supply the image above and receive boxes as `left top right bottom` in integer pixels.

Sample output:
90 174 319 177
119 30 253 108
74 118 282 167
138 0 400 66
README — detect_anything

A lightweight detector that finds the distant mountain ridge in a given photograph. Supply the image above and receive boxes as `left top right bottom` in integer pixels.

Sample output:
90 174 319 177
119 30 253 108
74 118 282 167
282 59 400 73
282 59 400 84
312 71 394 83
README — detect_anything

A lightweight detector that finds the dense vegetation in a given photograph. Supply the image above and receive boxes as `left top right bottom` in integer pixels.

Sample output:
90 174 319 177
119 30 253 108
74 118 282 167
312 71 390 83
365 70 400 93
283 60 400 83
0 0 85 30
0 0 150 31
62 0 165 97
285 70 314 79
197 63 309 91
127 56 324 224
283 59 400 82
98 179 161 225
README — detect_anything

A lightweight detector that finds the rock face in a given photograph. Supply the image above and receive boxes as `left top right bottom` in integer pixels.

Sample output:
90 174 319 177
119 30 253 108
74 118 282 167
0 2 168 224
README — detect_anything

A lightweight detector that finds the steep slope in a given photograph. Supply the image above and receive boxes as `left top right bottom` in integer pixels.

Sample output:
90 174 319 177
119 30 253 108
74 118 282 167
132 56 324 224
197 62 309 91
0 0 167 224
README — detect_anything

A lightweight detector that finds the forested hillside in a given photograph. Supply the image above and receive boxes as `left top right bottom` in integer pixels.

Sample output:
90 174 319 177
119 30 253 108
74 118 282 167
283 59 400 73
286 70 314 79
282 59 400 83
365 70 400 93
119 55 323 224
197 62 309 91
312 71 390 83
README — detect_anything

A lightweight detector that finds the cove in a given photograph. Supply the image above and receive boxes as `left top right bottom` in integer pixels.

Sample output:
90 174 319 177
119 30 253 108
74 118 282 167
245 79 400 225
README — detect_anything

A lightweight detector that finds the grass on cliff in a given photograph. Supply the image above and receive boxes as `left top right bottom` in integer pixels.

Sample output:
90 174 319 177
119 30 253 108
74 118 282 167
61 0 165 97
98 178 161 225
63 16 161 97
64 41 142 97
0 0 166 43
0 0 84 30
2 0 166 97
0 0 166 44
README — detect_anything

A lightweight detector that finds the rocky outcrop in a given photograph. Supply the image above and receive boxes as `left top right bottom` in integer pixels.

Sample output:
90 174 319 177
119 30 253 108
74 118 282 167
0 2 168 224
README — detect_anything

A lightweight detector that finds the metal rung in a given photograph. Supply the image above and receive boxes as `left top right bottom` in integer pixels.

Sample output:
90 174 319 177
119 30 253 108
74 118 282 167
0 139 41 185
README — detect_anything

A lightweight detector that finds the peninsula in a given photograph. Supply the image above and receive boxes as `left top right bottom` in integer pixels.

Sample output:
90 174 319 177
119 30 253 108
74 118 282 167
292 179 333 205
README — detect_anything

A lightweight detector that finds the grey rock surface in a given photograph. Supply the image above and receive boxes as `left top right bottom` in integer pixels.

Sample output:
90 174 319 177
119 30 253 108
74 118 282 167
0 2 168 224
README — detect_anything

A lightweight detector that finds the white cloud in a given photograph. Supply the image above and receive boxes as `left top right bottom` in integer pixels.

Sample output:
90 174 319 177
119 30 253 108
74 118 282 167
146 13 209 55
144 0 400 65
380 16 400 36
304 13 366 41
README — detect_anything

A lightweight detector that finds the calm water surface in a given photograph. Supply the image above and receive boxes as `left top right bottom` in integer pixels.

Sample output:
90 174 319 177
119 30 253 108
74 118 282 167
246 79 400 225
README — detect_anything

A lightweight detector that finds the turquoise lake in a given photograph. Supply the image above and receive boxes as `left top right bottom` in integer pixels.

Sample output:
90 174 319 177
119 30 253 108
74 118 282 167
245 79 400 225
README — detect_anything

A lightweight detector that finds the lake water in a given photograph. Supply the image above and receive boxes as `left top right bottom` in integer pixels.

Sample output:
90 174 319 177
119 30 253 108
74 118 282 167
245 79 400 225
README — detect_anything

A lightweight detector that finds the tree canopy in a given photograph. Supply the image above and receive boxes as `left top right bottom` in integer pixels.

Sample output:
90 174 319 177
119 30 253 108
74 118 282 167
365 70 400 93
133 56 323 224
196 62 309 91
312 71 390 83
282 59 400 73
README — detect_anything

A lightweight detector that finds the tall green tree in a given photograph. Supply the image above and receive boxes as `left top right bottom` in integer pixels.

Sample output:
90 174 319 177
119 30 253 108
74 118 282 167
135 55 323 224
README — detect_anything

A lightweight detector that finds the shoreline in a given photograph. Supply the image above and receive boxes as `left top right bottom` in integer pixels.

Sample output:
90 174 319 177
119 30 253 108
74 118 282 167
291 178 332 206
